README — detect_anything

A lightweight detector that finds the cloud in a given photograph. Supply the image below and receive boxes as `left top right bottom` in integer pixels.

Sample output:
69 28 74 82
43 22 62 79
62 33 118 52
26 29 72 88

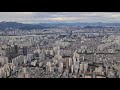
0 12 120 23
48 17 81 21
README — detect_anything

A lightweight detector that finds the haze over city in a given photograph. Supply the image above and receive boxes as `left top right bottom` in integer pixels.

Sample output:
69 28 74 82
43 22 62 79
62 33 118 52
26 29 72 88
0 12 120 23
0 12 120 78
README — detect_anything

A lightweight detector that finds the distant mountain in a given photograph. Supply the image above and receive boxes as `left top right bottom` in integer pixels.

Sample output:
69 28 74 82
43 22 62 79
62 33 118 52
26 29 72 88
84 26 105 28
0 22 80 30
0 21 24 30
0 21 52 30
0 21 120 30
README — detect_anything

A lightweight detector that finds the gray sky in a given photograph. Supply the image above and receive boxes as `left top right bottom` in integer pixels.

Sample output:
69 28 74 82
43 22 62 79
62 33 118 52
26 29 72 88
0 12 120 23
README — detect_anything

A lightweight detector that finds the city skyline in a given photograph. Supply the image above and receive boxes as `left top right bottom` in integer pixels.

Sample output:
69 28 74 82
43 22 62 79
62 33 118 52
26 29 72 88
1 12 120 24
0 13 120 78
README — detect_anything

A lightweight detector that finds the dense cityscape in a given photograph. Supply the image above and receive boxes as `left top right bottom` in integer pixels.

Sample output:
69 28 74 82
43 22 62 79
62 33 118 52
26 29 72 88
1 12 120 78
0 23 120 78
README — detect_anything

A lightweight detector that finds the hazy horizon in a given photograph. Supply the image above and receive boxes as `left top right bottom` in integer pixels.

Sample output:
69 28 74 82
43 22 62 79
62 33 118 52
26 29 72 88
0 12 120 24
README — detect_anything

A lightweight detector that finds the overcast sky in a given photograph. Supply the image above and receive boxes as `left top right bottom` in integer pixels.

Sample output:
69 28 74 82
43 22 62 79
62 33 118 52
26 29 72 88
0 12 120 24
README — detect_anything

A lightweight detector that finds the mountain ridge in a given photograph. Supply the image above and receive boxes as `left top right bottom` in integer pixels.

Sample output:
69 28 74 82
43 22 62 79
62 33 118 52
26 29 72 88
0 21 120 30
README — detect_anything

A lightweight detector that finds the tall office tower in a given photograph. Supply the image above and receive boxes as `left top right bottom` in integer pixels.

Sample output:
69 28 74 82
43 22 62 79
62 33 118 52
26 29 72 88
77 59 80 66
0 68 3 78
23 56 27 64
90 67 92 74
14 45 18 55
2 63 12 78
58 62 63 73
62 71 67 78
5 46 10 60
0 57 8 67
74 64 79 74
12 59 18 69
59 62 63 69
6 45 18 60
0 68 5 78
76 53 80 66
71 65 74 74
2 64 11 78
23 46 27 56
83 56 85 61
84 62 88 73
9 63 16 74
51 66 54 73
54 46 62 60
26 54 33 63
50 50 54 56
65 69 69 77
53 46 57 53
105 65 109 75
73 56 76 65
66 59 69 70
93 53 96 63
70 31 72 36
39 50 45 61
80 63 84 72
73 51 77 58
92 71 96 78
23 67 27 73
76 53 80 62
57 47 60 56
66 30 72 38
45 49 49 55
54 46 61 58
46 62 52 72
68 58 72 67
